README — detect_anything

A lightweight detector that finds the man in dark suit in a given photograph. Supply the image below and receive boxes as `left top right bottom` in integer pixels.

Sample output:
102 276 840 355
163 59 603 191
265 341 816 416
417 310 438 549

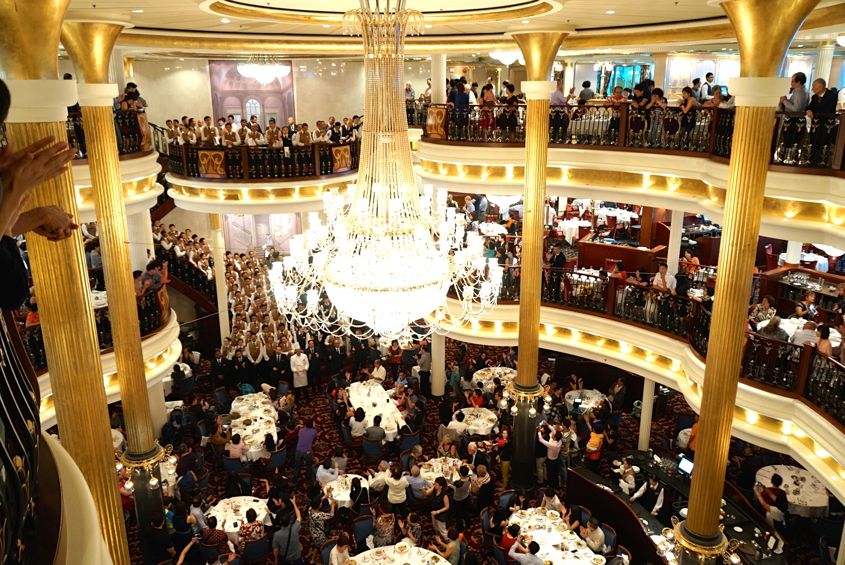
210 348 230 387
305 338 322 397
326 337 344 377
806 78 839 167
269 344 290 389
550 243 566 302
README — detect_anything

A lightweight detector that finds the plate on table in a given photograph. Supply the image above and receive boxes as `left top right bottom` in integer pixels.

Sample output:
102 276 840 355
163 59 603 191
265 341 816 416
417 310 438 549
563 529 577 538
574 540 587 549
547 510 560 519
396 542 410 554
592 557 607 565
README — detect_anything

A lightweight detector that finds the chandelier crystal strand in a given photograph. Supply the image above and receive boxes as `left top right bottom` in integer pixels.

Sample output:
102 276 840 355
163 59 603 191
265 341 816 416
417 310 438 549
269 0 502 340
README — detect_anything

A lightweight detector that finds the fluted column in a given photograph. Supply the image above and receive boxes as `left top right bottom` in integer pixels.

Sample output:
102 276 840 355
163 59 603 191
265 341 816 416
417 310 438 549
126 209 155 270
431 54 447 104
210 213 231 341
815 42 835 84
667 209 684 275
638 378 655 451
675 2 821 561
784 240 803 267
0 2 130 562
430 332 446 397
510 30 568 489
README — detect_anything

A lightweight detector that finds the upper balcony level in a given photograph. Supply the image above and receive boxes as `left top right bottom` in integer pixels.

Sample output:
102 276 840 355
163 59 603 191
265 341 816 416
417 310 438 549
416 103 845 247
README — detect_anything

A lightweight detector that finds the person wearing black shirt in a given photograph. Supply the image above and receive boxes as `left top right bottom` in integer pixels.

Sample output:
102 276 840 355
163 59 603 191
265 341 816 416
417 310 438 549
143 517 176 564
806 78 839 166
549 244 566 302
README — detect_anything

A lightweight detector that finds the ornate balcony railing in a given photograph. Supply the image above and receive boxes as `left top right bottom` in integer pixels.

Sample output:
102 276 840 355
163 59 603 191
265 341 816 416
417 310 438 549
16 286 170 375
156 244 216 303
165 140 361 181
468 265 845 431
422 103 844 172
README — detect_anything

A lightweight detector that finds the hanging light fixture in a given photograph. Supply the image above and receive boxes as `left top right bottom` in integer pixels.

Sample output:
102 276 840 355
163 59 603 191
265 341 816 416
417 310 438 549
268 0 502 339
237 54 291 85
489 51 523 66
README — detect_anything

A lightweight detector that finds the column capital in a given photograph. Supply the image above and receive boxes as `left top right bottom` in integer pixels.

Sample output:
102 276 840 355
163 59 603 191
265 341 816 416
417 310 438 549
61 20 130 84
521 80 557 100
0 0 70 80
510 31 569 81
713 0 821 76
78 83 118 107
727 77 788 107
5 80 77 123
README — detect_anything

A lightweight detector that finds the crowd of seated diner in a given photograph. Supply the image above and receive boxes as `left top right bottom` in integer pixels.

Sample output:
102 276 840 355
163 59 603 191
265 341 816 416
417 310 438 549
162 114 363 148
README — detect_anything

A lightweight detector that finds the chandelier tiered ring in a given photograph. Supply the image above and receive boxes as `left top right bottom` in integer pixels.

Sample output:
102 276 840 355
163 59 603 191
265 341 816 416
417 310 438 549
268 0 502 340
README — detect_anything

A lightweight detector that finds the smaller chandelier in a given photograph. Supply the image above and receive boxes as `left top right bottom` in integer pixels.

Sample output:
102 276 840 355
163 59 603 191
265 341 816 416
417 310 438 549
237 54 291 85
489 51 524 66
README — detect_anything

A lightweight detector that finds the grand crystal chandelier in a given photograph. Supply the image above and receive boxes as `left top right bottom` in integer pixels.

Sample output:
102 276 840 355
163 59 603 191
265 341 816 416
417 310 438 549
237 54 291 85
268 0 502 340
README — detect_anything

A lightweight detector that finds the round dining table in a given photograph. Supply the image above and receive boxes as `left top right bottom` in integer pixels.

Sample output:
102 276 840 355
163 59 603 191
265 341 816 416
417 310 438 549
324 474 369 508
756 465 829 518
454 407 498 436
229 392 278 461
419 457 465 483
347 381 406 442
351 543 443 565
479 222 508 237
508 507 604 564
756 317 841 348
472 366 517 393
206 496 272 543
564 389 608 414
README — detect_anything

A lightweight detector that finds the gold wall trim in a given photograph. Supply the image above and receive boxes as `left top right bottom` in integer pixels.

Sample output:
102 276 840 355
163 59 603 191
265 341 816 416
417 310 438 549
168 179 351 202
116 4 845 55
75 173 158 206
417 158 845 227
205 0 557 26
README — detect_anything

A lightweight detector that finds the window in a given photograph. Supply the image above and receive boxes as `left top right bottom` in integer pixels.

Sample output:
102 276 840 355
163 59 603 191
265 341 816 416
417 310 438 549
244 99 261 121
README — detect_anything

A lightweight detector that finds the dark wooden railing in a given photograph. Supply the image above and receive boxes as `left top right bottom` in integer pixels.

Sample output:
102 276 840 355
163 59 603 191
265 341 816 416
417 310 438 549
16 286 171 375
473 266 845 431
422 103 844 173
156 244 216 303
166 140 361 181
65 110 151 158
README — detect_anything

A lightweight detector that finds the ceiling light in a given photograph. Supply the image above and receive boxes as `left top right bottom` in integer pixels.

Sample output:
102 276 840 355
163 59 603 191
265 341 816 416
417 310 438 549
237 54 291 84
425 24 433 29
221 18 231 24
605 10 615 14
797 44 804 48
322 24 331 28
489 51 522 66
521 19 530 24
838 36 845 47
131 9 143 13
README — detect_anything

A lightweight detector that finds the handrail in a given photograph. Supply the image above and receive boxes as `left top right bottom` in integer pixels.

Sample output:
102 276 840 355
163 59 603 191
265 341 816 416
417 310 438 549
421 103 845 173
66 110 151 159
461 265 845 432
166 140 361 181
15 285 171 375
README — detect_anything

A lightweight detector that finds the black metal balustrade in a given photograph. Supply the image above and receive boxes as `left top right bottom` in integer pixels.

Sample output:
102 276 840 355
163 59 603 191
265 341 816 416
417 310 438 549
423 103 845 172
157 244 217 303
466 265 845 430
16 286 170 374
166 141 361 181
65 110 150 158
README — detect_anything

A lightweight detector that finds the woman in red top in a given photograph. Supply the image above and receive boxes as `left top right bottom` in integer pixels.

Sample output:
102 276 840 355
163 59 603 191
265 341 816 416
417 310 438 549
469 389 485 408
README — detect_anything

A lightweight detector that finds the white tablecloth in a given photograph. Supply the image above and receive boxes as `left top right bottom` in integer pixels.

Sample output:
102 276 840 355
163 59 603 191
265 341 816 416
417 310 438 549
677 428 692 450
324 474 368 508
419 457 465 483
454 407 498 436
509 507 602 564
756 318 841 348
206 496 272 543
479 222 508 237
353 544 442 565
472 367 517 393
565 389 608 414
556 219 592 245
756 465 829 518
347 381 406 441
229 393 278 461
778 252 829 272
572 199 593 216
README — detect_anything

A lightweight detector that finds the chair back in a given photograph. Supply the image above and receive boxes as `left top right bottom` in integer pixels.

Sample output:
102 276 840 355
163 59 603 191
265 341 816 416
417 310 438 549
362 438 384 458
601 523 617 553
496 489 515 512
266 449 287 471
340 423 354 446
617 545 632 562
458 539 468 565
277 380 290 395
492 540 508 565
321 540 337 565
480 507 490 533
223 458 248 474
765 253 779 271
800 259 818 270
214 386 231 411
242 535 271 563
179 375 196 396
399 449 411 471
579 506 592 528
399 430 420 451
353 515 374 546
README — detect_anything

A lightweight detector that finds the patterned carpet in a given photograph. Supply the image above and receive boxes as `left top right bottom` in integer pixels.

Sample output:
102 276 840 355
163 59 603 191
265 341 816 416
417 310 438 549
121 342 832 565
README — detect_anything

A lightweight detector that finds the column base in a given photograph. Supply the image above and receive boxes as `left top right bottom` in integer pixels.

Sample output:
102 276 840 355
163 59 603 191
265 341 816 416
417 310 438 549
674 520 730 564
510 383 543 489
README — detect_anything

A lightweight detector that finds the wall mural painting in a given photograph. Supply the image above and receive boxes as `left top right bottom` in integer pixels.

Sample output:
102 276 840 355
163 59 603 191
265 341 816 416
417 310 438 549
208 60 295 126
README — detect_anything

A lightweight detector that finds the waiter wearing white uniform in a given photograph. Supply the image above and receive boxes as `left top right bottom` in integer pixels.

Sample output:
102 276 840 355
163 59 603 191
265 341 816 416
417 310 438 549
290 347 310 398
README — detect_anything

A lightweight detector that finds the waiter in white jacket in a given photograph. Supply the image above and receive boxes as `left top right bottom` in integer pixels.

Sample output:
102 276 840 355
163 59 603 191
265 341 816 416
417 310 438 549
290 347 310 399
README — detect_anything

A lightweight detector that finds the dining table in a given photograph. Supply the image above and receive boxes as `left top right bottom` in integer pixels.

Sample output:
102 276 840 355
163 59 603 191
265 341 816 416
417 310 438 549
778 252 829 272
478 222 508 237
508 507 604 564
229 392 278 462
419 457 466 483
323 473 369 508
556 219 591 245
347 380 406 442
351 543 443 565
472 366 517 393
205 496 272 543
453 407 498 436
756 317 841 348
756 465 829 518
564 389 608 414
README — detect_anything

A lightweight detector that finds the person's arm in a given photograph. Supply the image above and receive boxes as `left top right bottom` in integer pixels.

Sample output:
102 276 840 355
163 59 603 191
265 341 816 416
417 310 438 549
176 538 196 565
630 481 646 501
651 488 664 515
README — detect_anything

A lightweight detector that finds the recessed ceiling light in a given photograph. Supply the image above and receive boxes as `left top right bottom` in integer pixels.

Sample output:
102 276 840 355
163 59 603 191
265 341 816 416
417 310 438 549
721 47 727 51
179 58 185 61
424 24 433 29
131 9 143 13
220 18 231 24
522 19 530 24
322 24 330 28
605 10 615 14
797 44 804 48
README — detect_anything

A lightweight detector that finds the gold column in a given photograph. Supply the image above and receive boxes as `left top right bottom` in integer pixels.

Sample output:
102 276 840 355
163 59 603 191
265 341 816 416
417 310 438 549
509 30 567 489
676 1 820 559
209 213 231 341
62 20 160 458
0 3 131 564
